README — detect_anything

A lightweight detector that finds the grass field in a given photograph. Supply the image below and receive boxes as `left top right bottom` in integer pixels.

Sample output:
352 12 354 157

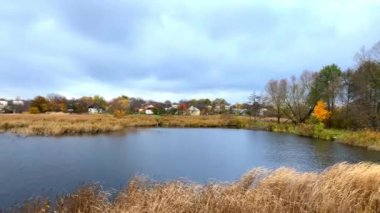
10 162 380 213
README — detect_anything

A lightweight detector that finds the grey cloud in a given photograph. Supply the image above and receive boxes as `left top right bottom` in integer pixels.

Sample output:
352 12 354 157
1 0 380 102
52 1 153 44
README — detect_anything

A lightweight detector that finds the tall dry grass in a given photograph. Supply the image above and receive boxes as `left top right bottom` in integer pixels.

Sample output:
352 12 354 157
9 162 380 213
339 130 380 151
0 114 251 136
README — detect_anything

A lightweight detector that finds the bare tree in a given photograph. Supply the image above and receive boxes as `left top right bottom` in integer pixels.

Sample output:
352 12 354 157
265 79 287 123
283 71 316 123
248 92 263 122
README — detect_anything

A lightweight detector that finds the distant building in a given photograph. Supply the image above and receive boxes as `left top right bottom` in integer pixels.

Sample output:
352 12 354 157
171 104 179 109
144 104 155 115
0 98 8 113
11 100 24 113
88 104 104 114
188 106 200 116
259 108 268 116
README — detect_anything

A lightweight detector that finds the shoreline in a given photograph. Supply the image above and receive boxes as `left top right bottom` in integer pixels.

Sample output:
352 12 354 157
0 114 379 150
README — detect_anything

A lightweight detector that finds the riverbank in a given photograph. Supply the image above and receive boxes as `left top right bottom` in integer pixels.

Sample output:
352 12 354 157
0 114 379 150
10 162 380 213
259 122 380 151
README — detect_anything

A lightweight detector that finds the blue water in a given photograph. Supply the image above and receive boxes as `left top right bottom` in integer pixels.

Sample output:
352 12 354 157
0 128 379 208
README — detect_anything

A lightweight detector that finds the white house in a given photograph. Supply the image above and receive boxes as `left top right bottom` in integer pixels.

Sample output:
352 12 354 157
145 104 155 115
0 99 8 107
12 100 24 106
0 98 8 113
88 104 104 114
188 106 200 116
259 108 268 116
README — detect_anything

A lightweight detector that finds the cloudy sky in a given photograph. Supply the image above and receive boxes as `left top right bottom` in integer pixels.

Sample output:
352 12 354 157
1 0 379 103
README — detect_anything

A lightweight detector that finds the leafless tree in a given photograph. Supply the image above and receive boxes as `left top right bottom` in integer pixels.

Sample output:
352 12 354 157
265 79 287 123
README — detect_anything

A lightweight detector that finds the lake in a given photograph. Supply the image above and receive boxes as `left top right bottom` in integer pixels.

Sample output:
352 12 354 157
0 128 379 208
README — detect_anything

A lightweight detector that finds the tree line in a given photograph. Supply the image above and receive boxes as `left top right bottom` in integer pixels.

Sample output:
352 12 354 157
265 41 380 129
23 94 237 116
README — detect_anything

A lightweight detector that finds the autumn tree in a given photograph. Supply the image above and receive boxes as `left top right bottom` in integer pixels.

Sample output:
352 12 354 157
47 94 67 112
72 96 94 113
109 96 129 118
93 95 108 110
29 96 49 113
312 100 330 122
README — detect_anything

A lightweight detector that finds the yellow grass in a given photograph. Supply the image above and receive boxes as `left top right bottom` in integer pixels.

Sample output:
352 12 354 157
0 114 251 136
338 130 380 151
10 162 380 213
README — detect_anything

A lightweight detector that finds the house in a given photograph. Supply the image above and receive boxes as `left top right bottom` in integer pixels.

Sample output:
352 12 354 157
88 104 104 114
259 108 268 116
171 103 179 109
188 106 200 116
0 98 8 106
11 100 24 113
0 98 8 113
145 104 155 115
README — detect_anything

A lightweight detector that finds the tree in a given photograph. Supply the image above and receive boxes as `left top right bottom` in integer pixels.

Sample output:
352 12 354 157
311 64 342 112
283 71 316 123
29 96 49 113
93 95 107 110
248 92 263 121
212 98 229 114
109 96 129 118
265 79 287 123
47 94 67 112
313 100 330 122
72 96 94 113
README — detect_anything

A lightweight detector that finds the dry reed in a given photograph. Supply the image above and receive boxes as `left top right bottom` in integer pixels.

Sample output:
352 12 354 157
0 114 251 136
9 162 380 213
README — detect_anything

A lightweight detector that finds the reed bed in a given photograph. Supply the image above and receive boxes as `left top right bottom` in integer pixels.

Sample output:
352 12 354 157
0 114 250 136
338 130 380 151
9 162 380 213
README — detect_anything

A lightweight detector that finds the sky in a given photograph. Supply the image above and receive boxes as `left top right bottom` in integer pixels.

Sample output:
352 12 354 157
0 0 380 103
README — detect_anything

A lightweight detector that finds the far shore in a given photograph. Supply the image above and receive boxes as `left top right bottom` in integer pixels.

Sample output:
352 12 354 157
0 113 379 150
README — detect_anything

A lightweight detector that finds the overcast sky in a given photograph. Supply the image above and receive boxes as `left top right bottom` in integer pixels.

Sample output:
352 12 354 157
0 0 379 103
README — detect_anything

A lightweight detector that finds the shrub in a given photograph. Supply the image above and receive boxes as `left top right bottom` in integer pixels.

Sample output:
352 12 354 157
28 107 40 114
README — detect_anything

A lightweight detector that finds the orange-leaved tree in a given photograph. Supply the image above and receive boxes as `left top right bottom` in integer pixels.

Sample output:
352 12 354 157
313 100 330 122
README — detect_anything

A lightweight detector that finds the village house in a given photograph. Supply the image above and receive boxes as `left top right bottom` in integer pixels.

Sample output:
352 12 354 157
0 98 8 113
11 100 25 113
188 106 201 116
145 104 155 115
88 104 104 114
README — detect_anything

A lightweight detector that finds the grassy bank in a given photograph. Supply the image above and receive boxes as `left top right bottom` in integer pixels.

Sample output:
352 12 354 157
257 122 380 151
0 114 379 150
10 162 380 213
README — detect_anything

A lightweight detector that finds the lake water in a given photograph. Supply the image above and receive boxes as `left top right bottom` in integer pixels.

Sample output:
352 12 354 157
0 128 379 208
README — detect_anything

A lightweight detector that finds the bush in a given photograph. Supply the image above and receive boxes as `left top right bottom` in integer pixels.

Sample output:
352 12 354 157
113 110 126 118
29 107 40 114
